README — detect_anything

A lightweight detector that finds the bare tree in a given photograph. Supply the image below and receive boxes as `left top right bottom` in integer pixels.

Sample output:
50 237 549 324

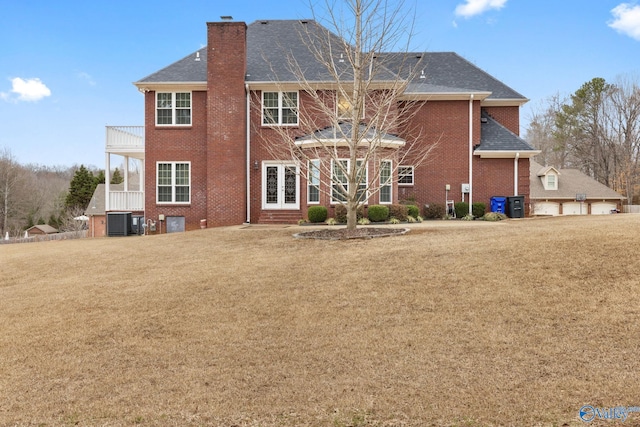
257 0 437 230
0 148 30 235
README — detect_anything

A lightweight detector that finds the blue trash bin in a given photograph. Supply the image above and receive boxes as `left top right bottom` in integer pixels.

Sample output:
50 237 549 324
490 196 506 214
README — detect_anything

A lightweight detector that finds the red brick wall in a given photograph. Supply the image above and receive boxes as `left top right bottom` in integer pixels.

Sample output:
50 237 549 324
144 90 208 232
483 106 520 135
206 22 247 226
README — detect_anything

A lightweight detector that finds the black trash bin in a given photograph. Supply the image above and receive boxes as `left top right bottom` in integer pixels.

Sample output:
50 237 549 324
506 196 525 218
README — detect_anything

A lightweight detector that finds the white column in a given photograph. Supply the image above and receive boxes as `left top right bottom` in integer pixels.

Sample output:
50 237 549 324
105 152 111 212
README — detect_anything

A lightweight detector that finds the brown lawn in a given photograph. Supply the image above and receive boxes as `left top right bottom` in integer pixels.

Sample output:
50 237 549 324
1 215 640 426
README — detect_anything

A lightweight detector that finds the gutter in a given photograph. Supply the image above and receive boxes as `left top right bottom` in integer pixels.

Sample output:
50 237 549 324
246 83 251 224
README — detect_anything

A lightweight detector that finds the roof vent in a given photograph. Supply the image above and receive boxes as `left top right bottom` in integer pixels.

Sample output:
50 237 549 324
260 20 268 24
419 69 426 79
220 16 233 21
300 20 309 24
481 117 488 123
339 53 345 63
195 52 201 62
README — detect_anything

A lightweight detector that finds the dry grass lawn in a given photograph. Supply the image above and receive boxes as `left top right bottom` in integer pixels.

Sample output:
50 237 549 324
1 215 640 426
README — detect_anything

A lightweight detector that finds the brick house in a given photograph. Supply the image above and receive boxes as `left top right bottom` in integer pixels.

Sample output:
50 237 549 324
105 19 539 232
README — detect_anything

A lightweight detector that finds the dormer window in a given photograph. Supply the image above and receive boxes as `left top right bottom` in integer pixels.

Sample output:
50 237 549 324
547 174 557 190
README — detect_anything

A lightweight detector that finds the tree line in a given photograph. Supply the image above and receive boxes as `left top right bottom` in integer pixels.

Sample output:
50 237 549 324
0 148 125 237
526 75 640 203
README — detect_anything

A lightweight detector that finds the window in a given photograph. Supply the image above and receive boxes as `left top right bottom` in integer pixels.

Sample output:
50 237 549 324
380 160 392 204
156 92 191 126
337 91 364 120
331 159 367 203
262 91 298 125
398 166 414 186
547 174 557 190
157 162 190 203
308 160 320 204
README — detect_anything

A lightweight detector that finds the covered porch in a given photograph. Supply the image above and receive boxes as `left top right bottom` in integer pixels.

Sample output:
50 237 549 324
105 126 144 211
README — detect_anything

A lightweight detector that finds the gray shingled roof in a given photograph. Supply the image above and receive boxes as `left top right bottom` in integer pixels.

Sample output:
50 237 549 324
136 20 527 102
475 111 537 153
530 160 625 200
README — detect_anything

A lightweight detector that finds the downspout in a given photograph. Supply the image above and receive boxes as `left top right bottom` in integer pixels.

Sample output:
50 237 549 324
245 83 251 224
468 94 474 215
514 152 520 196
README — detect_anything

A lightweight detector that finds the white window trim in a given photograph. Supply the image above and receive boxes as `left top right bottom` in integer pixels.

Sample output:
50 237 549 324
156 161 191 204
546 174 557 190
379 160 392 204
155 92 192 127
398 165 414 186
331 159 368 204
261 91 299 126
307 159 320 204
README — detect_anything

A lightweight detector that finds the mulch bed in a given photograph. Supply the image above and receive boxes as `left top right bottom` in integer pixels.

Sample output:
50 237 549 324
293 227 409 240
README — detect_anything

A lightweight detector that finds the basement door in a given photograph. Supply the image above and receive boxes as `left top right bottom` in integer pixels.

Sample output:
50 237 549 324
262 162 300 210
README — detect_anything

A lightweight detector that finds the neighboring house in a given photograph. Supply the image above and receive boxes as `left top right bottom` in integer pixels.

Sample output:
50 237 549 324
530 160 626 215
26 224 58 236
105 19 539 231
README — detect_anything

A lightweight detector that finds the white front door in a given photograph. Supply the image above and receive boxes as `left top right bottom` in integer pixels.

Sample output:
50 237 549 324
262 162 299 210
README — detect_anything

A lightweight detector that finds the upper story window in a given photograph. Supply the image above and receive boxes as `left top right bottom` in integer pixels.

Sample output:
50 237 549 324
262 91 298 126
157 162 190 204
546 174 557 190
156 92 191 126
337 91 364 120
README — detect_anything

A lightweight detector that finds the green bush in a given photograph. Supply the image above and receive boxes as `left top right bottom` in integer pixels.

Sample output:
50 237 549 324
406 204 420 219
472 202 486 218
388 204 408 221
454 202 469 219
423 203 445 219
307 206 328 223
368 205 389 222
334 204 364 223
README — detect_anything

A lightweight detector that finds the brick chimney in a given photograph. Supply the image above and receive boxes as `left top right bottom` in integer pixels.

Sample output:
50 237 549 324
206 21 248 226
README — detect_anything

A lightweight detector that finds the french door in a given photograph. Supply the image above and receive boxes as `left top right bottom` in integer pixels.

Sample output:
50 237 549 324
262 162 299 209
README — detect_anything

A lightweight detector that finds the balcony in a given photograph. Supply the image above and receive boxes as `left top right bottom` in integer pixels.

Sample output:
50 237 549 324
106 126 144 159
105 126 145 212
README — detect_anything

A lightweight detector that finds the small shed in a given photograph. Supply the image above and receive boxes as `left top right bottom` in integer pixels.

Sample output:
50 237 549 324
26 224 59 236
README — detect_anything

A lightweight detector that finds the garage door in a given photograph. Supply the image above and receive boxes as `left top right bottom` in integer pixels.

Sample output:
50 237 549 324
591 202 617 215
563 202 587 215
533 202 559 216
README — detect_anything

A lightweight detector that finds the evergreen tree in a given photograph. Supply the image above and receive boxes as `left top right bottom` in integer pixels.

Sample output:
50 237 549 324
94 170 106 186
110 168 124 184
65 165 97 211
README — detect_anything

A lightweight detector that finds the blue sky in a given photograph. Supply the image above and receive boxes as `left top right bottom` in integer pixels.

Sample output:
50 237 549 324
1 0 639 168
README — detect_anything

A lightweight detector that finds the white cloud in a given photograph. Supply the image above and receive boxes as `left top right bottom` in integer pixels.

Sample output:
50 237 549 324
455 0 508 19
1 77 51 102
609 3 640 41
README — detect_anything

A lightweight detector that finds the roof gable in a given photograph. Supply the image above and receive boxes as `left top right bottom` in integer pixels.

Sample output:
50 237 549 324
474 111 539 157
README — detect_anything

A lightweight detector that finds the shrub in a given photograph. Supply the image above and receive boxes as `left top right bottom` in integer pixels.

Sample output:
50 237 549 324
454 202 469 219
368 205 389 222
406 204 420 219
334 204 364 223
472 202 486 218
307 206 328 223
389 217 400 224
358 217 370 225
482 212 507 221
388 204 408 221
423 203 445 219
327 218 337 225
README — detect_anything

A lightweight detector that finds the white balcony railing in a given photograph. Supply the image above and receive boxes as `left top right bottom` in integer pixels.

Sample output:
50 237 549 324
109 191 144 211
106 126 144 157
